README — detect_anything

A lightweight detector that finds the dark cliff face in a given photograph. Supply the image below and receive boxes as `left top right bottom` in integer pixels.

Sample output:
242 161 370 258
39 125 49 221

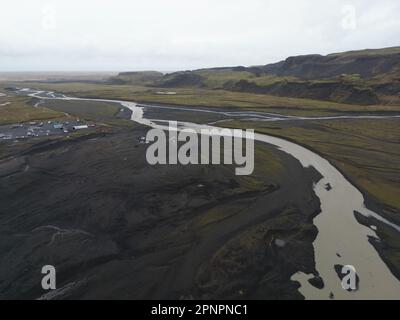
226 79 380 105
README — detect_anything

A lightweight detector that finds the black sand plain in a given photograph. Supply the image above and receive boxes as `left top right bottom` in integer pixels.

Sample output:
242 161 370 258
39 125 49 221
0 113 321 299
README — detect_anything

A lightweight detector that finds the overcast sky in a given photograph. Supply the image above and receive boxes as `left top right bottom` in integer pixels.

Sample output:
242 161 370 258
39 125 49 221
0 0 399 71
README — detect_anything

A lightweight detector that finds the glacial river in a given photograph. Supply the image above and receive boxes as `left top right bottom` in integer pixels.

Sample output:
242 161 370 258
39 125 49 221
24 88 400 299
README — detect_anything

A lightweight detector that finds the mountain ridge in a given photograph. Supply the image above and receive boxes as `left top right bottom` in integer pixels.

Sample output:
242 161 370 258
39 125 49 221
110 47 400 105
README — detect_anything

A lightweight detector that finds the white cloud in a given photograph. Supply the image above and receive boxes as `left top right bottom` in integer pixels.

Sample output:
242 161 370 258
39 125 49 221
0 0 399 71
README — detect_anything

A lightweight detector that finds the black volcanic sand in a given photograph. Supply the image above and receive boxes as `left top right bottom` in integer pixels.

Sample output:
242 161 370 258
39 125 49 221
0 121 321 300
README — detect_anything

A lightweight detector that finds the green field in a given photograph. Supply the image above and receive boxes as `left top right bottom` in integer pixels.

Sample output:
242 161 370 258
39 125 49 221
0 87 133 126
0 92 64 125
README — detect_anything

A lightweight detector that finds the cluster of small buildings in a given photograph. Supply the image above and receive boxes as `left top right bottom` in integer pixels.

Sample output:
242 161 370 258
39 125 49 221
49 120 90 132
0 120 93 141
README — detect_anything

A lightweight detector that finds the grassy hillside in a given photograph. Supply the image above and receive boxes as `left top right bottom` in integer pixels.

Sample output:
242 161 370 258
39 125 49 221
328 47 400 58
105 47 400 106
264 47 400 79
108 71 164 85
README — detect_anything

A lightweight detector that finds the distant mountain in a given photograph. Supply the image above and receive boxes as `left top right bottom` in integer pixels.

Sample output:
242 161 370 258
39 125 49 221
108 71 164 85
110 47 400 105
